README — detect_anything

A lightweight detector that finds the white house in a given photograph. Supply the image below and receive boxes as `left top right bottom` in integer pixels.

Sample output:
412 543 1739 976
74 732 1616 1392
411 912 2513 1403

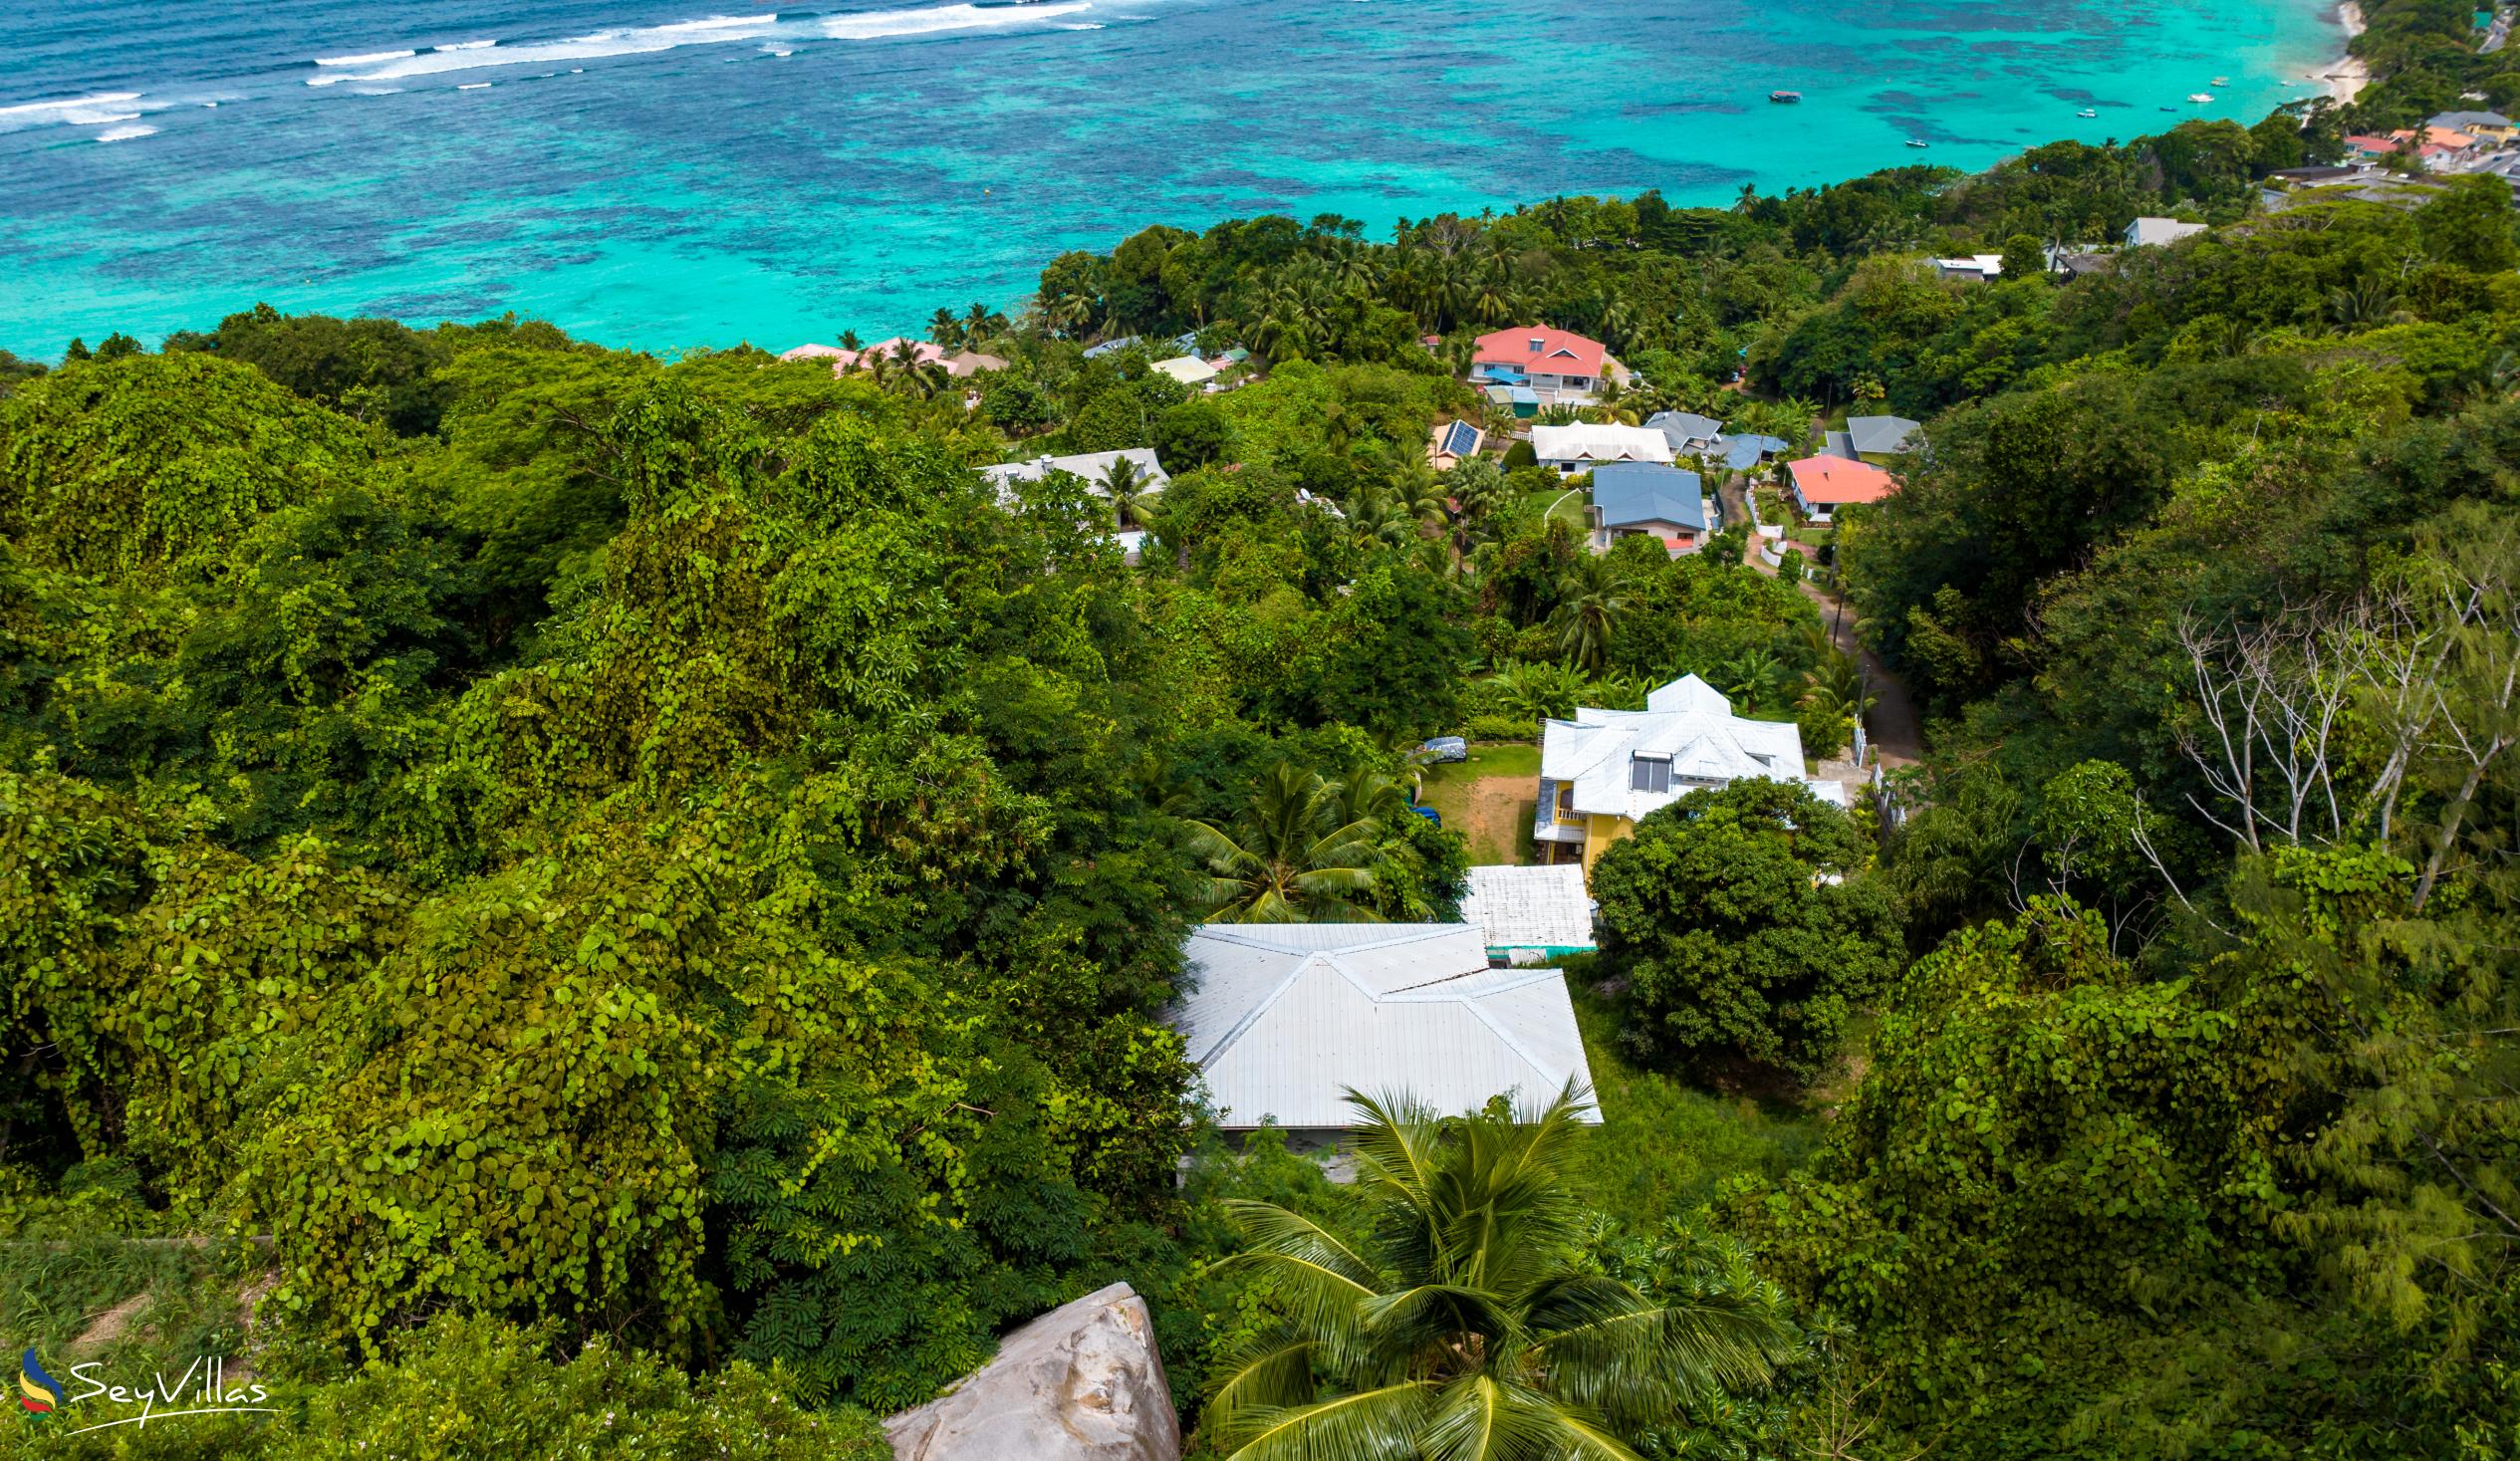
1536 674 1848 871
1169 923 1600 1143
983 448 1169 503
1529 423 1674 474
1152 355 1219 388
2124 216 2208 248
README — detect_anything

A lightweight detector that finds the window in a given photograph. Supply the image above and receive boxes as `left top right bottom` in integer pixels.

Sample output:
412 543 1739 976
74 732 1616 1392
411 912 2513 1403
1631 755 1671 793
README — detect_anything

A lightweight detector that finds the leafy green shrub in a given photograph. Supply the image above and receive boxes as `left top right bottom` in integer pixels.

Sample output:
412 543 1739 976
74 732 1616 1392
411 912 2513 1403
2 1313 888 1461
1592 780 1900 1082
0 354 374 576
1463 712 1536 741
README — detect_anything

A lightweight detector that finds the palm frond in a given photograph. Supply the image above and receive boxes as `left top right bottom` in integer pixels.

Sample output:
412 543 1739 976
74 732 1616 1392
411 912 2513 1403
1419 1374 1571 1461
1219 1380 1438 1461
1223 1200 1383 1288
1204 1336 1323 1429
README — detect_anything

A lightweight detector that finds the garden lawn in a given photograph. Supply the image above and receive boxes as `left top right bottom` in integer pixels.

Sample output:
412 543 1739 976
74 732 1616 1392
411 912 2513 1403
1522 488 1590 532
1418 742 1542 865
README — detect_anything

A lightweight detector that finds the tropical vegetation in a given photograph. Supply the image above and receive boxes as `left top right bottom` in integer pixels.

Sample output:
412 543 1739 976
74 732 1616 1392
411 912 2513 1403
2 44 2517 1458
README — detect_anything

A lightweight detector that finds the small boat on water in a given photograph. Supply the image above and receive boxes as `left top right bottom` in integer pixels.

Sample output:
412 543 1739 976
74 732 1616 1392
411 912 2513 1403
2212 76 2229 87
2078 108 2098 118
2188 92 2216 103
1770 90 1802 103
1906 137 1928 148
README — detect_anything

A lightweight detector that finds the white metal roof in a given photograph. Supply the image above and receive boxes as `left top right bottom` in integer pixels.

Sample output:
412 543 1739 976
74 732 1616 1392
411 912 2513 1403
1460 864 1595 951
982 448 1169 499
1541 674 1810 823
1529 423 1674 466
1152 356 1219 384
1171 924 1601 1130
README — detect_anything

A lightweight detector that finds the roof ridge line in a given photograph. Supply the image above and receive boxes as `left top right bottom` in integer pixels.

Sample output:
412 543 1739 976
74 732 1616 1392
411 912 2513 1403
1195 951 1327 1066
1456 988 1566 1088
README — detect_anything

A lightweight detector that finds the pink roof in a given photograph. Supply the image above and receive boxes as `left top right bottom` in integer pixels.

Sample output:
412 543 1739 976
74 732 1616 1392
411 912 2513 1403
2344 134 2399 153
1472 326 1607 377
2426 126 2476 147
781 337 948 376
1787 455 1898 506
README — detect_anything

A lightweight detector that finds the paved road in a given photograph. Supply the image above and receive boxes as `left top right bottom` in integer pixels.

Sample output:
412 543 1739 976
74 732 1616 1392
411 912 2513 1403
1719 479 1922 769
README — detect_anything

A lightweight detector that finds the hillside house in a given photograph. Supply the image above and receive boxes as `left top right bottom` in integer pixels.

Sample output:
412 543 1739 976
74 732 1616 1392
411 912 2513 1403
1530 422 1673 474
1535 674 1847 873
1170 924 1599 1143
1589 462 1712 555
1785 454 1897 523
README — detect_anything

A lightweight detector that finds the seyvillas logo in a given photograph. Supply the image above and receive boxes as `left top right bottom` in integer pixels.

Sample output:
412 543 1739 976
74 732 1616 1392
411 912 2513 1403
18 1351 61 1414
12 1350 274 1434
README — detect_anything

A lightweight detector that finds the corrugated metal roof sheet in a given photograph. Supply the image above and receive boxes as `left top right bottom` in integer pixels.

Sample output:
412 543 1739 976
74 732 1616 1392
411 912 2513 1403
1461 864 1596 951
1173 924 1600 1130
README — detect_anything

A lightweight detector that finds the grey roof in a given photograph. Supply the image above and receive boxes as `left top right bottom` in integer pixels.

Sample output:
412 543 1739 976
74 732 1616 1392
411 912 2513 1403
1171 924 1601 1130
1844 414 1920 455
1591 462 1707 534
1460 865 1595 953
1081 336 1141 360
1645 410 1726 449
2430 110 2513 129
1721 432 1788 472
1823 429 1857 460
983 448 1169 499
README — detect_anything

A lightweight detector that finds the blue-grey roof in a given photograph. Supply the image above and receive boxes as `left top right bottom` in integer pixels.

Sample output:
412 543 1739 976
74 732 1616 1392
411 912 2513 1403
1720 432 1787 472
1845 415 1920 455
1824 430 1858 460
1083 336 1142 360
1590 462 1707 533
1645 410 1725 448
2431 110 2513 129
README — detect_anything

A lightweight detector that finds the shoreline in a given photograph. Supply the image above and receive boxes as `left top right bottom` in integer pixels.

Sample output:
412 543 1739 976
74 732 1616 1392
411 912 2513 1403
2315 1 2371 106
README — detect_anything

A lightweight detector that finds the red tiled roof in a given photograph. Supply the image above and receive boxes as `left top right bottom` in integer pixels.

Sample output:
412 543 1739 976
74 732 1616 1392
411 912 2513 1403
1787 455 1898 506
1472 326 1607 376
2344 133 2399 153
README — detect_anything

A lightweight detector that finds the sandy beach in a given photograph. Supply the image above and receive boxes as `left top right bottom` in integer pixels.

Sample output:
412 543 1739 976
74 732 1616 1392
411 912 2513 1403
2317 1 2372 104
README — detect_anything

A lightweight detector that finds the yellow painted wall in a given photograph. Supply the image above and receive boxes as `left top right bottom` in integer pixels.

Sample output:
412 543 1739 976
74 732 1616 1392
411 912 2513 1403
1581 814 1634 876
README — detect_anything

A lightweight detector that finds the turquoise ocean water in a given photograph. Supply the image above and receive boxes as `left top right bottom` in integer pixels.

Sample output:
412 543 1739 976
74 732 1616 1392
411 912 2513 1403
1 0 2341 358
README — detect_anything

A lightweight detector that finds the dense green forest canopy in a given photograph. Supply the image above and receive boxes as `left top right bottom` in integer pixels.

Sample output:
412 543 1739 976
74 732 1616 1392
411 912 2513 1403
2 77 2517 1459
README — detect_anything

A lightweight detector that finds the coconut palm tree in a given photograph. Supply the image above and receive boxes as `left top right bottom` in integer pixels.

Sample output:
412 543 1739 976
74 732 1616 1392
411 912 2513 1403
1549 556 1634 674
962 301 1009 344
1104 453 1153 529
927 307 963 348
1184 763 1386 923
1203 1087 1797 1461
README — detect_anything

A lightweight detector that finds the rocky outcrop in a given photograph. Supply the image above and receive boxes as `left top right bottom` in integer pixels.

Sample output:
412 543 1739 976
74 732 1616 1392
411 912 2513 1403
884 1282 1181 1461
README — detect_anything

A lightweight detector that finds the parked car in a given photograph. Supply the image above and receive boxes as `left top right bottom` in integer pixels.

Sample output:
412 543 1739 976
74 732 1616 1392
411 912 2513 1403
1417 736 1468 764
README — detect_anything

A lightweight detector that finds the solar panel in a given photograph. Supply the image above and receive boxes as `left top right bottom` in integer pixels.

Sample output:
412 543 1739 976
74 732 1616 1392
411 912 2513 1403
1442 421 1480 457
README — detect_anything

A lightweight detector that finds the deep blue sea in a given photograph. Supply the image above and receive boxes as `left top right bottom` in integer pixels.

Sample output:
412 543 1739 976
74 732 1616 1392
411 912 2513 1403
1 0 2340 358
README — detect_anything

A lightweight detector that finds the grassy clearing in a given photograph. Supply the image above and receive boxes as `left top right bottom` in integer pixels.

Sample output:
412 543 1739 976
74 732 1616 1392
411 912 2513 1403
1565 981 1829 1231
1418 742 1542 864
